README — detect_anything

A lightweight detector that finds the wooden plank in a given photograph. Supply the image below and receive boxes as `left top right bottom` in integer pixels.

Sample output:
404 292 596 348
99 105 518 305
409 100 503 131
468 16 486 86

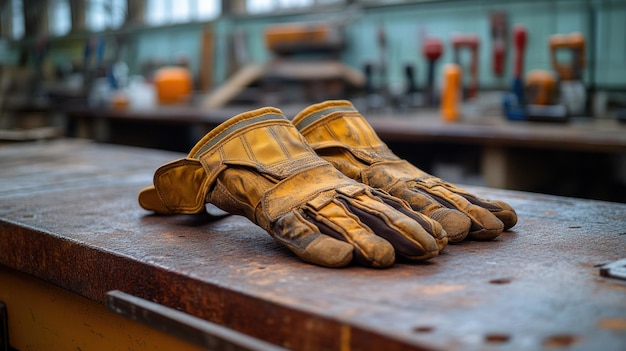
198 27 215 92
201 64 267 110
0 139 625 351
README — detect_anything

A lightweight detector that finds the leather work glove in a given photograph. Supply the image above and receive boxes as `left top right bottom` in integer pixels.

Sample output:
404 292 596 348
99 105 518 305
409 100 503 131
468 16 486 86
138 107 447 268
293 100 517 242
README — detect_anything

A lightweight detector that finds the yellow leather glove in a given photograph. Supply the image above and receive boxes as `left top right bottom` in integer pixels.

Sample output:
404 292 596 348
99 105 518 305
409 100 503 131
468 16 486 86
139 107 447 268
293 100 517 242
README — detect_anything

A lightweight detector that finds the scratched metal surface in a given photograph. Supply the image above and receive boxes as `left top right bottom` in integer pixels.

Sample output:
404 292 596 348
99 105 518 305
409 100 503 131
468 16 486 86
1 139 625 351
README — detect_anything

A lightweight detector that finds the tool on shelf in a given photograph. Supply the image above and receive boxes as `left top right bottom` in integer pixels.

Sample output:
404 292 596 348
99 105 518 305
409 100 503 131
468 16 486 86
376 25 391 109
363 61 385 110
503 26 568 122
452 34 480 100
422 36 443 106
490 11 508 79
503 25 528 120
549 32 587 116
402 63 421 109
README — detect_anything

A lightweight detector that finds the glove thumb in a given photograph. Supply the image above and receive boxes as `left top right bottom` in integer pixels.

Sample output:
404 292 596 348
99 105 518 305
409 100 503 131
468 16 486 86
138 158 209 215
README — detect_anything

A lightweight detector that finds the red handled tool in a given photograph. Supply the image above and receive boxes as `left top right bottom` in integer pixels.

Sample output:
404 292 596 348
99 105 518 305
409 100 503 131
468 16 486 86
422 37 443 106
490 11 508 77
503 25 528 120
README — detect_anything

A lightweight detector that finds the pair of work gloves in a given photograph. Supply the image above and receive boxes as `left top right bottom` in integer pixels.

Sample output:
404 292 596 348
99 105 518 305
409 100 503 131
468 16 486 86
139 100 517 268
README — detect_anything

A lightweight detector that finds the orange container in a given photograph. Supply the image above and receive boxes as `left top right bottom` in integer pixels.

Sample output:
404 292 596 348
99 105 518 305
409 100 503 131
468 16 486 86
153 67 192 105
525 70 557 105
440 64 462 122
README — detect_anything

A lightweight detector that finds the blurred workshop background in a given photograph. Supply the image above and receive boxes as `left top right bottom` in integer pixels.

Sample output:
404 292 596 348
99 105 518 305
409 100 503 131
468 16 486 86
1 0 625 202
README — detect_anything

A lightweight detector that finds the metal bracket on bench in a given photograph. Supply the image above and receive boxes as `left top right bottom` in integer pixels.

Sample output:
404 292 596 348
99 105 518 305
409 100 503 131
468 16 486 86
106 290 286 351
599 258 626 281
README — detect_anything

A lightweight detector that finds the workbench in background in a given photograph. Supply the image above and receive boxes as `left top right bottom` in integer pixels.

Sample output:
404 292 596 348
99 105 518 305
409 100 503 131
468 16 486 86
0 139 625 350
56 104 626 203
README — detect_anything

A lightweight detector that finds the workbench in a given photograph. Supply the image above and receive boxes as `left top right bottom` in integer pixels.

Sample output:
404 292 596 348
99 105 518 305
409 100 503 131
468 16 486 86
1 139 625 350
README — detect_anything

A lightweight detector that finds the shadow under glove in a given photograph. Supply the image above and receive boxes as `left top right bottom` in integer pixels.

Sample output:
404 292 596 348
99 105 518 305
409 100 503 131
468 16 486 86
293 100 517 242
138 107 447 268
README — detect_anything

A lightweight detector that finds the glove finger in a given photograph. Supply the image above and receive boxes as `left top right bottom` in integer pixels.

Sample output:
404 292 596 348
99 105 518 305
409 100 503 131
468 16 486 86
273 211 354 268
387 183 471 242
336 191 443 261
369 189 449 251
434 181 517 230
410 179 505 240
474 199 517 230
303 201 397 268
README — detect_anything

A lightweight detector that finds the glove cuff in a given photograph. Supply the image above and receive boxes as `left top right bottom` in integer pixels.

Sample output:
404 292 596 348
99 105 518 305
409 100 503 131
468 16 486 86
140 107 289 215
294 100 398 164
190 107 286 158
292 100 357 131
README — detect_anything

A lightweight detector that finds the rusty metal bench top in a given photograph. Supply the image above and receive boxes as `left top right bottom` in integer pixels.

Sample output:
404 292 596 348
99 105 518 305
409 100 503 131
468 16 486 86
1 139 625 351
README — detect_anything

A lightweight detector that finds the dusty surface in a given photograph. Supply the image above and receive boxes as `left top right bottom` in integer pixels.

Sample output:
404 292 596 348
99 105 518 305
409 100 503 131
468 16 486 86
1 139 625 351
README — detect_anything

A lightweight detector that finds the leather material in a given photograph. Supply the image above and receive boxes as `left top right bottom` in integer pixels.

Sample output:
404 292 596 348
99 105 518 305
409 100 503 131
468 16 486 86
293 100 518 241
139 107 447 268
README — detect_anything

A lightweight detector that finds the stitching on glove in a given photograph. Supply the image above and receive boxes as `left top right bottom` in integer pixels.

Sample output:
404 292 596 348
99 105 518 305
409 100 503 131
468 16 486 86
209 179 253 218
262 164 354 221
294 105 357 131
